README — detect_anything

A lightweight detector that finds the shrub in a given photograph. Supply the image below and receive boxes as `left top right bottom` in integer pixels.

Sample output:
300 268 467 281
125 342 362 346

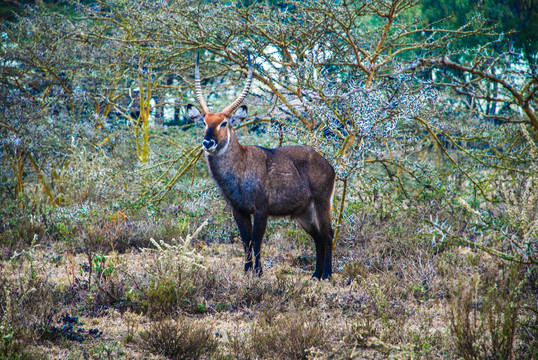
248 311 330 360
138 221 217 316
448 264 523 360
139 317 218 360
0 322 31 360
0 249 54 359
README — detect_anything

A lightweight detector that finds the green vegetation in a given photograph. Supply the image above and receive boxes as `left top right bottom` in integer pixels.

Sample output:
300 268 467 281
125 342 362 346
1 0 537 358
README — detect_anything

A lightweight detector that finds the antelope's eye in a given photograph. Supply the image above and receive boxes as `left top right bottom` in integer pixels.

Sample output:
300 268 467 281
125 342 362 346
220 121 227 128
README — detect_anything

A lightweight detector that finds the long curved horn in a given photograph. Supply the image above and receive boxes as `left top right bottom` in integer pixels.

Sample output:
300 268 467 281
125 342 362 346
195 52 210 114
221 52 253 117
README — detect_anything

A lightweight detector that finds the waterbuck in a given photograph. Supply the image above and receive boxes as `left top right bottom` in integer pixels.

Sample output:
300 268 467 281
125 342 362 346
187 53 335 279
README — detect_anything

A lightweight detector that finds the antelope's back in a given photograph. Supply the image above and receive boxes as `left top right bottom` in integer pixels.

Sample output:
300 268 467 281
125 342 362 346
274 145 335 186
259 145 335 216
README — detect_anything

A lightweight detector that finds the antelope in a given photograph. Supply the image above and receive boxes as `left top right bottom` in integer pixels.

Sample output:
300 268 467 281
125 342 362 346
187 53 335 279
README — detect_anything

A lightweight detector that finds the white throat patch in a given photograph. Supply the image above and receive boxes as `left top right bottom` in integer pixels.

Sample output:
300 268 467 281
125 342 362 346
217 125 231 155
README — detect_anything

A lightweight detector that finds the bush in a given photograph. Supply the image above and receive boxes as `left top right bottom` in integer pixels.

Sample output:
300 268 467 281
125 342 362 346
0 250 54 359
448 264 523 360
241 310 330 360
139 317 218 360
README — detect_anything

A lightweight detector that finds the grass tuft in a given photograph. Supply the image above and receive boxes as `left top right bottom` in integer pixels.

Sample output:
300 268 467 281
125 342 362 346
140 317 218 360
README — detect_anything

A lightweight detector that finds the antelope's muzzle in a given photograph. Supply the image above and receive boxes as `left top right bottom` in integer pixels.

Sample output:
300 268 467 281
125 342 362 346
202 139 217 151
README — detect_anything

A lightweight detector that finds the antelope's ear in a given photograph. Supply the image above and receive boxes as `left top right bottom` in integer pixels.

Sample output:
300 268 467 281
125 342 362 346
230 105 247 125
187 104 204 122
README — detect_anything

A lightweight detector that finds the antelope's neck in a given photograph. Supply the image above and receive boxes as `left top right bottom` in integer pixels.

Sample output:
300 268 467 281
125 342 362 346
205 130 244 184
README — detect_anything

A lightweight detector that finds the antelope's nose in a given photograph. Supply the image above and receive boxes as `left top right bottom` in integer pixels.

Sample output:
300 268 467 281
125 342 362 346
202 139 216 150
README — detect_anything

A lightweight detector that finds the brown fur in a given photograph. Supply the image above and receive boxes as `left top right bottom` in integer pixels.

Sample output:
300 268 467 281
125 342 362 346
187 104 335 279
188 53 334 278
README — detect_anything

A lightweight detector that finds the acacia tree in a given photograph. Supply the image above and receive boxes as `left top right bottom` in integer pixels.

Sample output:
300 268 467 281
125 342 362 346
66 0 538 274
1 0 536 240
0 2 198 206
154 0 515 235
416 47 538 266
0 7 92 206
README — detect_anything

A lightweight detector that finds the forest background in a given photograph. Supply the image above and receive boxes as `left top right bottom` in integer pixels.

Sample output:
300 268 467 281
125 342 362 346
1 0 537 359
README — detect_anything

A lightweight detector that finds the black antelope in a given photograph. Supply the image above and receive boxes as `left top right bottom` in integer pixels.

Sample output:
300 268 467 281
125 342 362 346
187 53 335 279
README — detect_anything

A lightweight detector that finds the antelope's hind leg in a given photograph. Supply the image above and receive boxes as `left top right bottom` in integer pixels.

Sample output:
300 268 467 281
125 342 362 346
320 228 333 280
316 202 334 280
296 203 326 279
309 226 333 280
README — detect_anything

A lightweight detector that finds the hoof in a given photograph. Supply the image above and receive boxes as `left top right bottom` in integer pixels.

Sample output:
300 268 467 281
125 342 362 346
255 266 263 277
321 272 332 280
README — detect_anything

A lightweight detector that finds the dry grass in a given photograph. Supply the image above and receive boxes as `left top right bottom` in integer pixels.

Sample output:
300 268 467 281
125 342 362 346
140 317 218 360
0 153 536 359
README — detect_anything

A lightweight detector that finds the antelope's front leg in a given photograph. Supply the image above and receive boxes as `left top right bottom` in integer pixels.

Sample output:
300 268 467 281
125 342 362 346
252 210 268 276
232 209 253 272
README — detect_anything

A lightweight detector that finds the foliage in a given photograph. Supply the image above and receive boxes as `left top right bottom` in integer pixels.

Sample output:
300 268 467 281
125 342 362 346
2 0 536 248
422 123 538 266
420 0 538 64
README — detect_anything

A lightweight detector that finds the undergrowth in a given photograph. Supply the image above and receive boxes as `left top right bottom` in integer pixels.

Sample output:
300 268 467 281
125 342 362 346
0 128 536 359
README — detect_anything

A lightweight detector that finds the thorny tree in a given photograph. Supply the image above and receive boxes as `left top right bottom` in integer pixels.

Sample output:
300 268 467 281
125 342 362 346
1 0 537 249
